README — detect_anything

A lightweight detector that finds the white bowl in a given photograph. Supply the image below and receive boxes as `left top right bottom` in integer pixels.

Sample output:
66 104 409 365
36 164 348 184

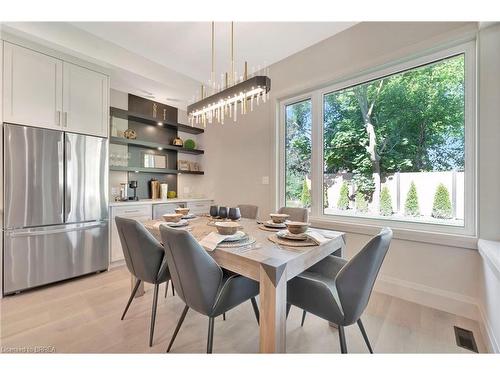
162 213 184 223
215 221 241 235
270 213 290 224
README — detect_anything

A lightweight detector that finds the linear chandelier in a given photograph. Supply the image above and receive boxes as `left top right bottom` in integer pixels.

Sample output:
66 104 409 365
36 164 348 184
187 22 271 127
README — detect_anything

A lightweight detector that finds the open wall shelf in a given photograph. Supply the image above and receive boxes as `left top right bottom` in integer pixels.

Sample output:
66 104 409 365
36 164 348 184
110 136 204 155
110 107 204 134
110 166 204 175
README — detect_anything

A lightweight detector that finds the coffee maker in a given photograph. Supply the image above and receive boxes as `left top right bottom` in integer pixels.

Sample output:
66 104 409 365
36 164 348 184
128 180 139 201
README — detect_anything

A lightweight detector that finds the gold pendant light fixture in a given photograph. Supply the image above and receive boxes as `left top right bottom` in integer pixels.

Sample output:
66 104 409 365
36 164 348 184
187 22 271 127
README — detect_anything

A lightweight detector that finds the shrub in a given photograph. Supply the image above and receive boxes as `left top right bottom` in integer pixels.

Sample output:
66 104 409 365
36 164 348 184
300 179 311 208
355 191 368 213
432 183 452 219
337 182 350 210
404 181 420 217
379 186 393 216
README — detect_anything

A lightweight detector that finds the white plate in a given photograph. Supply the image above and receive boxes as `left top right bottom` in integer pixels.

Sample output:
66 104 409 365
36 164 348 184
182 214 196 219
276 230 308 241
165 219 189 227
222 231 247 242
264 220 287 228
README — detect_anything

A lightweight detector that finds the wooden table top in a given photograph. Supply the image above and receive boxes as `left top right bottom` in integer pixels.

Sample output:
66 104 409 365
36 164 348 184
143 217 346 282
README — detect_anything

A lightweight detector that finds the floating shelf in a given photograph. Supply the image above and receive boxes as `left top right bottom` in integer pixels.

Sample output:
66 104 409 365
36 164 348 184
110 107 204 134
110 136 204 155
110 166 204 175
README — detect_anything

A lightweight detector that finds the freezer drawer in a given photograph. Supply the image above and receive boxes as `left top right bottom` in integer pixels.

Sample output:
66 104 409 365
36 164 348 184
3 221 109 295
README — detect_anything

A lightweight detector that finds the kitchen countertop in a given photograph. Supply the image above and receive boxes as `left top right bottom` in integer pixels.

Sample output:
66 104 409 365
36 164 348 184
109 198 213 207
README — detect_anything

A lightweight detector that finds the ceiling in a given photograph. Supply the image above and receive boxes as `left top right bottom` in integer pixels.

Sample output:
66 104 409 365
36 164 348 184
72 22 356 85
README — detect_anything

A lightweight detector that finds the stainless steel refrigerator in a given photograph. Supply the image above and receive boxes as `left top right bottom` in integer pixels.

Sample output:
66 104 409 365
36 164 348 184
3 124 109 295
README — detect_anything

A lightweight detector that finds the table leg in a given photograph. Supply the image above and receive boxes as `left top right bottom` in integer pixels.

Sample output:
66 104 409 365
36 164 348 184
130 275 145 298
259 263 287 353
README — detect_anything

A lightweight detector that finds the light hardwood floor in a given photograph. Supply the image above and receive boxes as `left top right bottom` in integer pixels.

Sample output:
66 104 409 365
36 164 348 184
0 266 486 353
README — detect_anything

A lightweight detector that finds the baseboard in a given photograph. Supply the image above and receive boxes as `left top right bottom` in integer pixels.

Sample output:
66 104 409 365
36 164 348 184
374 274 480 321
478 304 500 353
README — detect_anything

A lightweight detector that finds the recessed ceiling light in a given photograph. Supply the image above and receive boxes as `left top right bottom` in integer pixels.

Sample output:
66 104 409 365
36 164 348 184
157 147 163 150
157 122 163 126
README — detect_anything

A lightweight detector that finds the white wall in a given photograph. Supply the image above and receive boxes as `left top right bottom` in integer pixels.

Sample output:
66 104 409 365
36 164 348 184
476 23 500 352
200 22 490 327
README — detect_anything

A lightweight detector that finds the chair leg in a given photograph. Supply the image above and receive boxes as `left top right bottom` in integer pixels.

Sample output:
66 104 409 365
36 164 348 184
301 310 307 327
149 284 160 347
207 317 215 354
164 280 169 298
121 279 141 320
250 297 260 324
286 303 291 318
222 312 226 321
166 305 189 353
338 326 347 354
357 319 373 353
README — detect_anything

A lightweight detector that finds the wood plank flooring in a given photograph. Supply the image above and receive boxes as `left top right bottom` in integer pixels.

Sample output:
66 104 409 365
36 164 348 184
0 266 486 353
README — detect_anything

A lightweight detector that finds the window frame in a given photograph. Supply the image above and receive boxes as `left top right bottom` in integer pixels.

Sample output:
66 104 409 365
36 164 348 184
278 41 476 238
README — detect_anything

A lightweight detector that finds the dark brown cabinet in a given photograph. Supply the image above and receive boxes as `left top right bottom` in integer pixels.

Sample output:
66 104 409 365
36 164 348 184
128 94 177 123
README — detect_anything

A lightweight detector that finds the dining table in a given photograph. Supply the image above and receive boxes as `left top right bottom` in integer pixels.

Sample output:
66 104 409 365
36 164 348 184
142 216 346 353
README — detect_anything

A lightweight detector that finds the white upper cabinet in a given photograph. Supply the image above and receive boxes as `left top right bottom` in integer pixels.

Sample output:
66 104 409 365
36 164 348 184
63 62 109 137
2 41 109 137
3 42 63 130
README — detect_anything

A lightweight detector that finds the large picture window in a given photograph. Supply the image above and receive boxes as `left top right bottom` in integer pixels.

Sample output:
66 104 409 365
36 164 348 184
280 43 475 235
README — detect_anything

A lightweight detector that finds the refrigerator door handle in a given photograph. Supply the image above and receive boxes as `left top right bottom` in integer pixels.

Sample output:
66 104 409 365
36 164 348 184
65 136 72 220
6 222 108 238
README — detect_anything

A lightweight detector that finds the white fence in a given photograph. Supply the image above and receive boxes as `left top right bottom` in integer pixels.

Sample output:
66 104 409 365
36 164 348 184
325 171 464 220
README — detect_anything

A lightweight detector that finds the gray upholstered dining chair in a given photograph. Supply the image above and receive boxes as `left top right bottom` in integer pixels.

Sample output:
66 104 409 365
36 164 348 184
238 204 259 220
160 225 260 353
287 228 392 353
278 206 309 222
115 216 171 347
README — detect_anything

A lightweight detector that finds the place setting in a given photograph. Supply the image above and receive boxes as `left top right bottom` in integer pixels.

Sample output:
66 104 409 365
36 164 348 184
258 213 290 231
199 220 257 252
266 218 331 248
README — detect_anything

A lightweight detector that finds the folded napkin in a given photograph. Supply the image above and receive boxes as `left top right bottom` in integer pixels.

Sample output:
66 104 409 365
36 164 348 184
305 230 330 245
199 232 231 251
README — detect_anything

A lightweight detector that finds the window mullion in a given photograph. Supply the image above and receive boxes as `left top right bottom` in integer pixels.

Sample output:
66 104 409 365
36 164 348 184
310 91 322 218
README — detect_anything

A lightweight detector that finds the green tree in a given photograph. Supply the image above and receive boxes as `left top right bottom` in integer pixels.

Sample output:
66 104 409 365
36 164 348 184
379 186 393 216
404 181 420 217
432 183 452 219
355 190 368 213
300 179 311 208
337 182 350 210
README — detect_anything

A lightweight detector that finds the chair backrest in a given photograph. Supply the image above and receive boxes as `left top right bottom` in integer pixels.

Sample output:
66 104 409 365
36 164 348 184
278 206 309 222
335 228 392 325
160 225 223 316
115 216 166 284
238 204 259 220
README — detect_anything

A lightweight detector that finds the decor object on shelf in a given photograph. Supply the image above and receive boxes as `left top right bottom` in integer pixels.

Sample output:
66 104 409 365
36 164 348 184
143 153 167 169
184 139 196 150
124 128 137 139
178 160 190 171
150 178 160 199
189 161 200 172
167 191 177 199
187 22 271 127
160 184 169 199
172 136 183 147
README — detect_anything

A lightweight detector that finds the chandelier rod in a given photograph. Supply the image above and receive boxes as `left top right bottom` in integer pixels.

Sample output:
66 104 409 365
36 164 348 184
231 21 234 85
211 21 215 85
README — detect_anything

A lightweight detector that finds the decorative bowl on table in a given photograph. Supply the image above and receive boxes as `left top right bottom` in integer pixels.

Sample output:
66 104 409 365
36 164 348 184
270 213 290 224
162 213 184 223
164 219 189 227
175 207 190 216
215 221 240 235
285 221 310 234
